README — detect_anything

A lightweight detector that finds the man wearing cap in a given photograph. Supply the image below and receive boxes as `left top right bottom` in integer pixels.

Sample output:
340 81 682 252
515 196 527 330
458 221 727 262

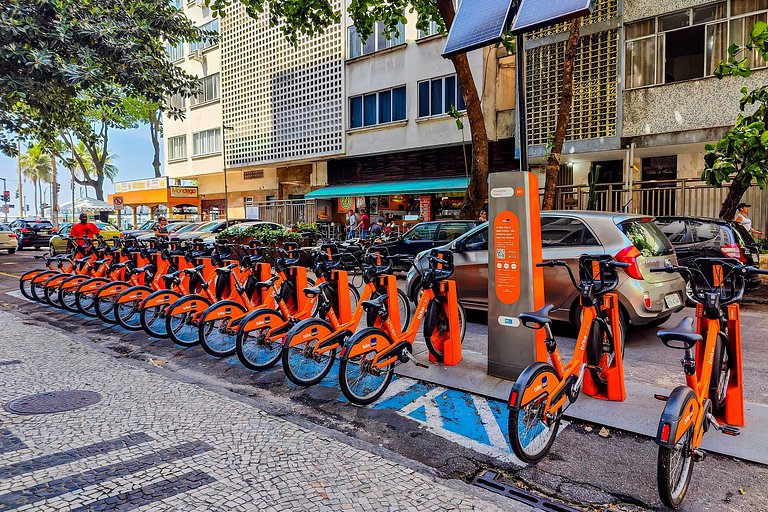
70 214 101 246
734 203 763 238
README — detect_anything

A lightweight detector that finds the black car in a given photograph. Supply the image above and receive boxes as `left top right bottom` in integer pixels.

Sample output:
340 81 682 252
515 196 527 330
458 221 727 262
656 216 760 300
10 218 56 250
379 220 481 263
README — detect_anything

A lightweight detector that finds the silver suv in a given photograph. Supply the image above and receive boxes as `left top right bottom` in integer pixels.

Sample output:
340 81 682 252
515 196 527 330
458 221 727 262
406 211 686 330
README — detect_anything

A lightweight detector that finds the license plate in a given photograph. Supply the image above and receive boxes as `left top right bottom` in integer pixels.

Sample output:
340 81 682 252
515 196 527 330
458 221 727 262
664 293 682 309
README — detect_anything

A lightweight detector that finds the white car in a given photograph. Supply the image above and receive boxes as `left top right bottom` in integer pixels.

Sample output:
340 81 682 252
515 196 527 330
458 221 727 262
0 223 19 254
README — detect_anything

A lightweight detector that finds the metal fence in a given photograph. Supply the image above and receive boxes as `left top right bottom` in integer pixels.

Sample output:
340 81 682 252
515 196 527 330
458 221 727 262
547 178 768 233
245 199 317 226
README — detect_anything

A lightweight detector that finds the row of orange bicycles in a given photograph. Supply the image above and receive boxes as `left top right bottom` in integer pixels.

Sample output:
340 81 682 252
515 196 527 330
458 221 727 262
19 235 464 405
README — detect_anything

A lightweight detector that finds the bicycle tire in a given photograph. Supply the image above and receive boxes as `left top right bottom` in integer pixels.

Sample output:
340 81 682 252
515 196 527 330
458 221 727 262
365 288 412 332
710 333 730 415
198 301 247 358
19 270 49 301
657 427 694 509
586 312 626 389
508 364 562 463
423 299 466 361
282 318 336 386
165 295 211 347
140 290 182 339
42 274 69 308
235 308 286 371
94 282 130 324
338 327 394 406
76 278 109 318
58 275 89 312
114 288 149 331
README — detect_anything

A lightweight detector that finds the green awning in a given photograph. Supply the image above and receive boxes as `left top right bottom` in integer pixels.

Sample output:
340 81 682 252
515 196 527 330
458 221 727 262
305 177 469 199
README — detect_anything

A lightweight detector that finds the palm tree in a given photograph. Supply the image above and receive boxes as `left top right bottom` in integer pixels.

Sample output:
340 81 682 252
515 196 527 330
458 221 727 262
19 145 52 217
68 140 119 199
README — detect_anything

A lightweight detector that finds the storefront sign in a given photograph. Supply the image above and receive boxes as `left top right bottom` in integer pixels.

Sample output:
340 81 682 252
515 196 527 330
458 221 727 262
115 177 167 193
338 197 354 213
355 196 366 209
317 200 331 221
419 195 432 221
170 186 198 198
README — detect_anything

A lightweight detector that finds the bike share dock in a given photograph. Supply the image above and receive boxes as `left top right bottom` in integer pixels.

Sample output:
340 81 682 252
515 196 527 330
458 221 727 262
395 308 768 465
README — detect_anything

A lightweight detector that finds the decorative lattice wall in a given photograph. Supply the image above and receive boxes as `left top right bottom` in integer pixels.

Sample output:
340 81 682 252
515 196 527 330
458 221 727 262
221 2 344 167
524 0 619 147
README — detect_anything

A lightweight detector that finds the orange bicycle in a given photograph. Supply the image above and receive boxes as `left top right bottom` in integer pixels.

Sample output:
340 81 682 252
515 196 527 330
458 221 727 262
338 249 464 406
507 255 627 462
651 258 765 508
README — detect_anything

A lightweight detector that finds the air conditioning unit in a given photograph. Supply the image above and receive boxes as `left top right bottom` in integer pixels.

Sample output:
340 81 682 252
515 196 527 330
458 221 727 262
190 49 206 63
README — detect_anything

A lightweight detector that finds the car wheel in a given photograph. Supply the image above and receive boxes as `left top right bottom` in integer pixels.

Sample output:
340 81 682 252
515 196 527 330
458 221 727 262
7 249 15 255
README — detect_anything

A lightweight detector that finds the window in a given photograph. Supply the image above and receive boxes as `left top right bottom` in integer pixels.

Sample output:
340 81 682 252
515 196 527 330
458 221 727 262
168 93 185 110
349 86 406 129
624 1 768 88
167 135 187 161
688 220 722 243
656 219 691 244
619 220 674 256
165 41 184 62
171 0 183 9
348 20 406 58
243 170 264 180
191 73 220 106
192 128 221 157
189 18 219 53
463 227 489 251
418 19 442 39
417 75 466 118
404 223 437 241
541 218 599 246
437 222 471 242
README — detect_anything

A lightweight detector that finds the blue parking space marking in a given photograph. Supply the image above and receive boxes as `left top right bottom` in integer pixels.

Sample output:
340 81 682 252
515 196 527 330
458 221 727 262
434 389 492 446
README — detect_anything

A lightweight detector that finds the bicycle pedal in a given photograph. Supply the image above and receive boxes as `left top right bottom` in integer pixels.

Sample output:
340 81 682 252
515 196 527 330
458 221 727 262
401 349 428 368
653 394 669 401
721 426 741 436
693 449 707 462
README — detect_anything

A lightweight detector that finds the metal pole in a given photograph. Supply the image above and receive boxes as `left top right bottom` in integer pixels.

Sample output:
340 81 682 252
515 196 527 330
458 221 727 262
51 156 58 229
1 178 7 222
516 34 528 172
17 140 23 220
222 127 229 221
71 165 76 222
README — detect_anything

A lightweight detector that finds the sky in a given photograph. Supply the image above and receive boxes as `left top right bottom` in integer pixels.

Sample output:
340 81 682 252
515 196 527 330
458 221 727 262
0 125 159 218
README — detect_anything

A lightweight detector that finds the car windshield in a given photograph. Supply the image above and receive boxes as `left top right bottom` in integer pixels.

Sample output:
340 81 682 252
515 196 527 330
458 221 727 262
176 223 203 233
33 221 54 229
403 223 438 241
138 220 154 231
168 223 189 232
0 224 10 231
731 223 755 247
194 222 221 233
619 220 674 256
95 222 118 231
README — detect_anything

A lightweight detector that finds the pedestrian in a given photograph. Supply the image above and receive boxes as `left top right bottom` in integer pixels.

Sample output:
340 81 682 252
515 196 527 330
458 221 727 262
370 218 384 238
359 208 370 239
154 216 170 238
347 209 358 239
70 213 101 247
480 205 488 222
734 203 763 238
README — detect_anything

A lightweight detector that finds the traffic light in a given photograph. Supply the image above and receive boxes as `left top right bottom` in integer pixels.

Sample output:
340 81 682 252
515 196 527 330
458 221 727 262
2 191 9 203
56 183 60 193
14 190 18 199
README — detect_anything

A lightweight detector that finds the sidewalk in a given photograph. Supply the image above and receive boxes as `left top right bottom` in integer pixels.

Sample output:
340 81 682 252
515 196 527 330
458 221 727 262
0 310 523 511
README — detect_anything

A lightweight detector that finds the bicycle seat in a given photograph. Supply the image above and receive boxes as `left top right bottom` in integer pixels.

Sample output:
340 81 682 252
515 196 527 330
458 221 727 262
92 258 110 266
519 304 555 329
183 264 205 275
657 317 702 350
361 294 388 313
135 264 154 273
255 276 279 291
215 263 238 275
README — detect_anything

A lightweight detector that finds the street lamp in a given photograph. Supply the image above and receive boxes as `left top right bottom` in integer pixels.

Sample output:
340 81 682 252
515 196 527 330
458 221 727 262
222 124 234 222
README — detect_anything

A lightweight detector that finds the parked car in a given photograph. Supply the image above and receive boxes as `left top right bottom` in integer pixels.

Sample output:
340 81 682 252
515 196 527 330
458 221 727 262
0 223 18 254
175 219 249 243
378 220 481 263
655 216 760 301
136 221 198 241
121 218 187 238
49 221 122 255
406 212 686 334
10 218 56 250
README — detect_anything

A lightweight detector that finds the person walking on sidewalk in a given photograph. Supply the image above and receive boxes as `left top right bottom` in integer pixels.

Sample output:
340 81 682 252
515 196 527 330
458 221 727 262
735 203 763 238
359 208 370 240
347 209 358 240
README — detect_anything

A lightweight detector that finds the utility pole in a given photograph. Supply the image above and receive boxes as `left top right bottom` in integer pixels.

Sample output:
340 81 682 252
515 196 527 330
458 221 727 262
16 140 23 220
0 178 7 223
71 165 76 222
51 156 59 229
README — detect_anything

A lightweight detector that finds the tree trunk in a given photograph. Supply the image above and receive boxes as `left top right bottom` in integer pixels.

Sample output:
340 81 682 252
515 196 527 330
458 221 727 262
33 178 38 217
51 156 58 228
436 0 490 220
149 109 162 178
542 18 582 211
719 175 752 220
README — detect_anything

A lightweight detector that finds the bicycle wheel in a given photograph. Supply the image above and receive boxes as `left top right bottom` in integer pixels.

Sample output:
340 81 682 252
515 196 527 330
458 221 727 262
657 427 694 509
586 312 626 389
508 365 562 463
710 333 730 415
140 291 181 339
76 278 109 318
199 301 247 358
282 318 336 386
19 270 49 301
30 273 51 303
94 282 130 324
339 328 394 406
423 299 466 361
58 276 89 313
43 274 69 308
235 308 286 371
166 295 211 347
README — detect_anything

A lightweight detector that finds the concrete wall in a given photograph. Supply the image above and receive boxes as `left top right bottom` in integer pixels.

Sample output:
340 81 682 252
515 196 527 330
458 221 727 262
623 0 714 23
344 9 495 158
623 71 768 138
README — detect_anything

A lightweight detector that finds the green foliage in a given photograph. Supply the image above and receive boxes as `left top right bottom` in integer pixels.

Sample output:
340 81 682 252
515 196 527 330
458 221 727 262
447 105 464 130
19 145 53 186
703 21 768 213
217 224 303 245
0 0 204 154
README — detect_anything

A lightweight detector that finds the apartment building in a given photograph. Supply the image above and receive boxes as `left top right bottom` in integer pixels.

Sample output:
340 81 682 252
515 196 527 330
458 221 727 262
163 0 344 220
305 7 517 222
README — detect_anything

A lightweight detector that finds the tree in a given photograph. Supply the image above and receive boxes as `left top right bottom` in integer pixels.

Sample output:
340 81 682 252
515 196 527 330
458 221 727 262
149 107 163 178
703 21 768 220
19 145 52 217
61 138 120 202
211 0 490 218
0 0 204 155
541 18 582 210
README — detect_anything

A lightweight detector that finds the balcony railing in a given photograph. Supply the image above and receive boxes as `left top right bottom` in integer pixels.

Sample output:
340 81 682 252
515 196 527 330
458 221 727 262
545 178 768 232
245 199 317 226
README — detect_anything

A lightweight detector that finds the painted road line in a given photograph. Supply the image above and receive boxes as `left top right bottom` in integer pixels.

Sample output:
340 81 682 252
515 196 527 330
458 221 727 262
5 290 31 303
0 271 20 279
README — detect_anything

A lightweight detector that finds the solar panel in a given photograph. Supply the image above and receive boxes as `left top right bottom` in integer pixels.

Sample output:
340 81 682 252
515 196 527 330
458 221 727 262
511 0 593 34
442 0 516 58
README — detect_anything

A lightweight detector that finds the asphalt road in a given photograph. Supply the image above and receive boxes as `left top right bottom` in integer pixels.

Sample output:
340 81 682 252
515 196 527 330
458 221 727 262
3 248 768 511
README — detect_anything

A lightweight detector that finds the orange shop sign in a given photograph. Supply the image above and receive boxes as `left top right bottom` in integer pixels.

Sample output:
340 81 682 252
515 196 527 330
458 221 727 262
170 186 198 198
